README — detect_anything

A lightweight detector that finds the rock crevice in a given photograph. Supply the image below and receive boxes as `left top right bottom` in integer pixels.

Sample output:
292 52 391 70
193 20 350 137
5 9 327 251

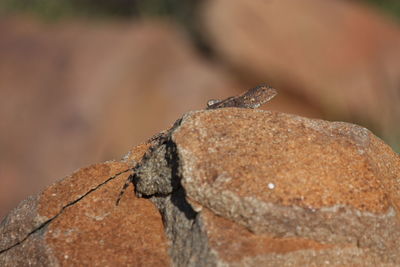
131 108 400 266
1 108 400 266
0 168 132 255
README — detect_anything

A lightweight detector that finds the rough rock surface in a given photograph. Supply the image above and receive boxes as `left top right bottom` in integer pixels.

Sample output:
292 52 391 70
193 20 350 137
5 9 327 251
136 108 400 266
200 0 400 141
0 17 240 219
1 108 400 266
0 143 170 266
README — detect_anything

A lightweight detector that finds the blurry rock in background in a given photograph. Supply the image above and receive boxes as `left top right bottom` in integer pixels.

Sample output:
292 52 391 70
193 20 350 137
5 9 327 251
0 0 399 219
200 0 400 143
0 18 238 218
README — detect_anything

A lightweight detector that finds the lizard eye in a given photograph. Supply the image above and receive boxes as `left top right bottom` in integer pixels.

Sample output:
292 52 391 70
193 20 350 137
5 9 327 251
207 99 220 107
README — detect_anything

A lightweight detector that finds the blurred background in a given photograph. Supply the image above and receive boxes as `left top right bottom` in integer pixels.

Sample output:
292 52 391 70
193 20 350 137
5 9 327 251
0 0 399 219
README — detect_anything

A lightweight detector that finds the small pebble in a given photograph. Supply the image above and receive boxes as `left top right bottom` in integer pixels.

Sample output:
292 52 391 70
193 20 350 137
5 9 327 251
267 182 275 189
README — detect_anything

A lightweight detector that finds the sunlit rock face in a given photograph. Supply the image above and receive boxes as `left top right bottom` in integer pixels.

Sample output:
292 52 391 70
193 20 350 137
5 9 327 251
1 108 400 266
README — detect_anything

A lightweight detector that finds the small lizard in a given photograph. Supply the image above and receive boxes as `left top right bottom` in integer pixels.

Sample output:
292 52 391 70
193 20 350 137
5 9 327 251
116 83 277 204
206 83 277 110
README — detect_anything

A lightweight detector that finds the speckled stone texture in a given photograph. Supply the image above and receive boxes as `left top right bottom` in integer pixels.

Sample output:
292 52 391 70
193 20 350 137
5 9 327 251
1 108 400 266
136 108 400 266
0 143 171 266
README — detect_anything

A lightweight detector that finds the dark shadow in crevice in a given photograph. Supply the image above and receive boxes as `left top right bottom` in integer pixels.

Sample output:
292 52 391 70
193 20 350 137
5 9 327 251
170 186 197 221
166 139 197 221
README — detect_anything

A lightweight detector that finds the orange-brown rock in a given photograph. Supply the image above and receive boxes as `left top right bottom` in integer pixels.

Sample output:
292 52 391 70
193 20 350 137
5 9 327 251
0 144 170 266
1 108 399 266
136 108 400 266
0 17 239 219
200 0 400 144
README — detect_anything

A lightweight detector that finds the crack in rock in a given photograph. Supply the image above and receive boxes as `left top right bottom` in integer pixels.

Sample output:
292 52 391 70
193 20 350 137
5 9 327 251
0 168 131 255
131 109 400 266
133 132 218 266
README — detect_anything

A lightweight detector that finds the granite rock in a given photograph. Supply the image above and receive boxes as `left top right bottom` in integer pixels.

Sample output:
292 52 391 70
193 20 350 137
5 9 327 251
0 18 239 219
136 108 400 266
200 0 400 142
1 108 399 266
0 143 170 266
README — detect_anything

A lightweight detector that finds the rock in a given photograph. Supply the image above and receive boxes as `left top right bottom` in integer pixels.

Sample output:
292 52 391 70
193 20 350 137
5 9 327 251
0 143 170 266
200 0 400 144
1 108 399 266
0 17 239 219
135 108 400 266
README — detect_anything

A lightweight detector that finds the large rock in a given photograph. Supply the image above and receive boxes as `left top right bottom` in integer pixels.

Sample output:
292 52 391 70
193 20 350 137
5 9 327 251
136 108 400 266
0 17 239 219
200 0 400 145
1 108 399 266
0 143 171 266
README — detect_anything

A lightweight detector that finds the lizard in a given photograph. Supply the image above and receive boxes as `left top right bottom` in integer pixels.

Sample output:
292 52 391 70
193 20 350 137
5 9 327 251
206 83 277 109
115 83 278 204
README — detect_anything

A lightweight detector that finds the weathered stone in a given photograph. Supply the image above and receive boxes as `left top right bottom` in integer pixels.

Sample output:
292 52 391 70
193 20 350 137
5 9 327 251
0 17 239 219
201 0 400 143
0 144 170 266
2 108 399 266
135 108 400 266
